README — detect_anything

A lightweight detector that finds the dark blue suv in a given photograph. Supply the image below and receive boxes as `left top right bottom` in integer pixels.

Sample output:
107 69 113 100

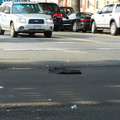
38 2 63 31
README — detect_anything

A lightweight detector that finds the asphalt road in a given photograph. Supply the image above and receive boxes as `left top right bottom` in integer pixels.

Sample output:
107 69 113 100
0 31 120 120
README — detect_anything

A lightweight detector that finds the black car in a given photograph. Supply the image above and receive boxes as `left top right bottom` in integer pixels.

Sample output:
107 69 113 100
38 2 63 31
60 6 74 16
62 12 92 32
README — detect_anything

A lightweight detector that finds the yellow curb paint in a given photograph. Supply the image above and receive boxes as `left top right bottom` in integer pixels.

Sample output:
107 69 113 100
53 35 106 43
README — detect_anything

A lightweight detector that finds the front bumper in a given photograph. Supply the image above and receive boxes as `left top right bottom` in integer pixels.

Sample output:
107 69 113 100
14 23 54 33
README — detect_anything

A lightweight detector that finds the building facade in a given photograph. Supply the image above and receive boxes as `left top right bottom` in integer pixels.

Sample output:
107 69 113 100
33 0 120 13
80 0 120 13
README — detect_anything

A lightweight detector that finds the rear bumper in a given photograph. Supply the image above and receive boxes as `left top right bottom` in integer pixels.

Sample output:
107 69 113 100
53 17 63 26
78 23 91 30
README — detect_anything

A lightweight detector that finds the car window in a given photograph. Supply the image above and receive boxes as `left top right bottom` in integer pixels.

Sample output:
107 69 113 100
12 4 43 14
76 13 92 17
106 4 114 13
115 4 120 13
68 13 76 18
2 3 11 13
101 6 108 14
39 4 60 13
60 7 74 15
60 7 65 13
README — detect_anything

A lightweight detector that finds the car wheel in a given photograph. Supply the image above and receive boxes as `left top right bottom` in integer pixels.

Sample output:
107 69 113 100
72 22 79 32
10 23 18 37
0 25 5 35
82 29 86 32
44 31 52 38
110 22 118 35
91 21 97 33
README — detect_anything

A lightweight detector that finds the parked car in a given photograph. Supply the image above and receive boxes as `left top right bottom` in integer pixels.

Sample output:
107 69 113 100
91 2 120 35
38 2 63 31
59 6 74 16
0 1 54 37
62 12 92 32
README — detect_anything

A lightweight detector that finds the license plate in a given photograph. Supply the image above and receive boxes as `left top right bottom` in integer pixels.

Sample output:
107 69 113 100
34 25 41 29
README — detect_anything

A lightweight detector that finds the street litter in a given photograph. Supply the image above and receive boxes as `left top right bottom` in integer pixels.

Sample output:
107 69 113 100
48 67 82 74
71 105 77 109
0 86 4 89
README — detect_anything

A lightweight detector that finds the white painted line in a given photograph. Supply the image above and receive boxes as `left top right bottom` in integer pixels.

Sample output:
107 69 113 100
3 48 67 51
64 50 87 53
98 48 120 50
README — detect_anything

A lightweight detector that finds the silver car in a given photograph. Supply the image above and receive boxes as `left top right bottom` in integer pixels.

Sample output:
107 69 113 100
0 1 54 37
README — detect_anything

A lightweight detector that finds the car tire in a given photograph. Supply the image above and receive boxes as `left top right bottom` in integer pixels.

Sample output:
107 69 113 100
72 22 79 32
0 25 5 35
82 29 86 32
91 21 97 33
110 22 118 35
10 23 18 37
44 31 52 38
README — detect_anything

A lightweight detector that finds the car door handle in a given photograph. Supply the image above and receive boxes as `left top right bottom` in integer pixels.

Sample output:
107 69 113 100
102 15 104 17
109 14 112 16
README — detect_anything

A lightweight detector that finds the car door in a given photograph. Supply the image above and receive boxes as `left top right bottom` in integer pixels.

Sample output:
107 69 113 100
95 5 108 28
62 13 75 27
104 4 114 28
1 3 11 30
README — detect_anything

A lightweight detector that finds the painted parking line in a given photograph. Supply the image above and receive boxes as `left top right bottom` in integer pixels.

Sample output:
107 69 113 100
53 35 106 43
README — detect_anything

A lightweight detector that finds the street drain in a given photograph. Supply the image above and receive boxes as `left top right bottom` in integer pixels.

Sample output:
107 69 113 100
48 67 82 74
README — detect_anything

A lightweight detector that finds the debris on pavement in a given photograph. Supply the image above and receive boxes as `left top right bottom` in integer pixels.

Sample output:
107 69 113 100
71 105 77 109
48 67 82 74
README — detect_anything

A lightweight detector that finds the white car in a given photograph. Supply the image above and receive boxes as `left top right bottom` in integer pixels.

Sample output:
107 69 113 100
0 1 54 37
91 2 120 35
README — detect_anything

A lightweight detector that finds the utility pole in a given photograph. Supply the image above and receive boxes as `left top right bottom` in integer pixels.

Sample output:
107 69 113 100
71 0 80 12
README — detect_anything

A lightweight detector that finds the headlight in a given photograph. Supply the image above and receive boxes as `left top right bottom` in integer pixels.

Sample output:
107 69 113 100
46 18 53 23
16 18 26 23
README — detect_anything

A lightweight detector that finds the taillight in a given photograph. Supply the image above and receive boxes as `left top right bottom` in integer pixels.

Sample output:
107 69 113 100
81 19 90 22
53 13 63 17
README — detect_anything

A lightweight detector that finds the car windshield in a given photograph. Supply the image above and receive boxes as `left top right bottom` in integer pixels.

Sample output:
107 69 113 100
12 4 44 14
39 3 60 13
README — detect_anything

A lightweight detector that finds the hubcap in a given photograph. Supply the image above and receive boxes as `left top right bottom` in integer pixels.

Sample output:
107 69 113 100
10 25 14 36
111 24 115 34
73 22 77 31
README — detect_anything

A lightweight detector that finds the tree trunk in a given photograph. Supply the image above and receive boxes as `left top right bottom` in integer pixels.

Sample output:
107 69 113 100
71 0 80 12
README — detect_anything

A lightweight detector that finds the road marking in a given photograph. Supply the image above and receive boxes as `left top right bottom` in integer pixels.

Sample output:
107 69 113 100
3 48 67 51
98 48 120 50
64 50 87 53
2 48 87 54
53 35 106 43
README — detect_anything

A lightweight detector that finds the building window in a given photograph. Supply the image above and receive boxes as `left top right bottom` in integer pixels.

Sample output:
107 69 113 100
96 0 99 9
87 0 89 9
106 0 109 4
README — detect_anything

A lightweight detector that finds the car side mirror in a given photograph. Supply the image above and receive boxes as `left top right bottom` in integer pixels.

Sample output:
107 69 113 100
4 9 10 14
65 16 69 19
95 9 101 14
